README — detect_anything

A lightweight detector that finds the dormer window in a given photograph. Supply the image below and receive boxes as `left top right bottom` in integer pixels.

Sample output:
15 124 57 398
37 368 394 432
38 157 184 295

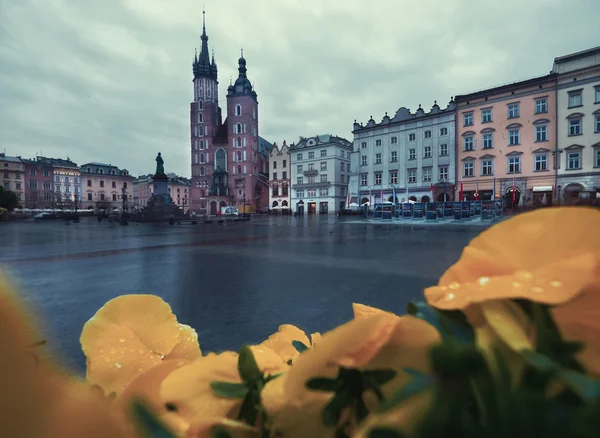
87 167 91 173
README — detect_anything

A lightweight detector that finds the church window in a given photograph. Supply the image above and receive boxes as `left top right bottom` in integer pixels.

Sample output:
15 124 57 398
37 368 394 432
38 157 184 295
199 140 204 150
237 165 241 174
194 126 198 137
235 104 242 116
198 113 203 123
235 123 242 134
204 126 208 136
243 165 247 174
198 100 203 110
252 107 256 119
243 137 247 147
243 150 247 161
244 124 247 133
215 148 226 172
200 167 205 176
236 151 242 162
194 154 198 164
200 153 205 164
236 137 242 147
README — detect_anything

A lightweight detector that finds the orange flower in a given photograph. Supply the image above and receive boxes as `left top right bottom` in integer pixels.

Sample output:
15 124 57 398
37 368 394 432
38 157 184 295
261 314 440 438
160 346 287 429
424 207 600 375
80 295 202 396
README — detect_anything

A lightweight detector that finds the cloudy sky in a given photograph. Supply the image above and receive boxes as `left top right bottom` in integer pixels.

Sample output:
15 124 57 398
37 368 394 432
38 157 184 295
1 0 598 177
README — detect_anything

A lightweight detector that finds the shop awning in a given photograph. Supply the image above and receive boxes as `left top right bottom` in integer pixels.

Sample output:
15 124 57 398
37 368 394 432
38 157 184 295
533 186 553 192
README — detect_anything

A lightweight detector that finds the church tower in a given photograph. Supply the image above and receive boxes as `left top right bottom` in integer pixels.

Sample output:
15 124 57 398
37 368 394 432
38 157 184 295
226 51 260 209
190 10 220 211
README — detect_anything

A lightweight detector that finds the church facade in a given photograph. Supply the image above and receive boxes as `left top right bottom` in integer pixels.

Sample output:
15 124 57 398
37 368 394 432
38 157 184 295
189 13 271 215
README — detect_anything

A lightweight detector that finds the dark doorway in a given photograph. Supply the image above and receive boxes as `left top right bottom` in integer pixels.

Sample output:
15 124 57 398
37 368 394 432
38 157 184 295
319 202 328 214
421 195 430 203
210 201 217 215
308 202 317 214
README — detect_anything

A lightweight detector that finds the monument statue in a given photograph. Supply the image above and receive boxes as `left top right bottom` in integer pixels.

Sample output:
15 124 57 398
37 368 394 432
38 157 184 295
155 152 165 175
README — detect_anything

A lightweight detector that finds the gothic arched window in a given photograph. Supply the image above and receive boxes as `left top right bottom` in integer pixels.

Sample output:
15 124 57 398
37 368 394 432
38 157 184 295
199 140 204 150
237 165 242 174
235 104 242 116
236 123 242 134
236 151 242 162
198 100 203 110
236 137 242 147
215 148 226 172
200 153 205 164
198 113 203 123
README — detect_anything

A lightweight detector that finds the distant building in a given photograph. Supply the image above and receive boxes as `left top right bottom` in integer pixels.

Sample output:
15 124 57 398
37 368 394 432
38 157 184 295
80 162 133 212
290 135 353 214
552 46 600 203
0 153 25 205
132 173 191 212
454 75 558 207
47 157 81 207
269 141 291 212
21 156 55 208
350 100 457 206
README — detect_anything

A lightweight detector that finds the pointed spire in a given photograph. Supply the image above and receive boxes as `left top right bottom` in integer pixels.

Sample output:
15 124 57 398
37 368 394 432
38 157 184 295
202 6 206 37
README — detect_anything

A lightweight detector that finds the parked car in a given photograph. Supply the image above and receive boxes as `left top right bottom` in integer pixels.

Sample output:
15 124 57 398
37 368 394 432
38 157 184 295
220 206 239 217
33 212 56 221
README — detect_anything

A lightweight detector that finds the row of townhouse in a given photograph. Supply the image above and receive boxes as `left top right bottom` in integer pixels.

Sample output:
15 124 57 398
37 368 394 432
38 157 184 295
349 46 600 208
132 173 190 212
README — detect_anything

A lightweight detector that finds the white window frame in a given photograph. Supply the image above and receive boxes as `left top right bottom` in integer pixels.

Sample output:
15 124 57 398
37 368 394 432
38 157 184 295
463 161 474 177
423 146 432 158
439 166 448 181
463 112 474 126
374 172 382 185
569 119 582 136
534 154 548 171
481 159 493 176
422 167 432 182
360 174 368 186
361 155 367 166
567 152 581 170
508 129 520 145
439 144 448 156
535 125 548 142
408 149 416 160
508 103 520 118
463 136 474 151
407 169 416 183
508 157 521 173
482 134 493 149
535 98 547 114
481 108 492 123
568 91 582 108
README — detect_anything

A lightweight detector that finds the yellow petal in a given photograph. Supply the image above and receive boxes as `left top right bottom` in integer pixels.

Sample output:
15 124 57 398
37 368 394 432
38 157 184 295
260 324 311 363
480 300 533 351
352 303 396 319
160 352 242 425
310 332 322 347
166 324 202 361
248 344 289 375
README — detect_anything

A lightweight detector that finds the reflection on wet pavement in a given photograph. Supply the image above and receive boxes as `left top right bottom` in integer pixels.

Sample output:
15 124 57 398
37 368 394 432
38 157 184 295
0 216 482 374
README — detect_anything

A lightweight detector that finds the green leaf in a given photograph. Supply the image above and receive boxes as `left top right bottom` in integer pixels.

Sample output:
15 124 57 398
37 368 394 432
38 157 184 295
378 373 433 413
406 301 474 343
306 377 339 392
292 340 309 353
520 349 558 373
560 370 600 403
368 428 406 438
403 368 427 379
265 372 284 383
363 376 385 402
210 425 233 438
362 369 397 385
211 381 248 399
238 388 261 425
238 346 262 383
323 391 353 426
130 399 177 438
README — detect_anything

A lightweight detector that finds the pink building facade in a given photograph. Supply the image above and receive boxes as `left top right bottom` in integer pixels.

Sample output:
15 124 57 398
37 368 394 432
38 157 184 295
21 157 55 208
455 74 558 208
189 12 270 215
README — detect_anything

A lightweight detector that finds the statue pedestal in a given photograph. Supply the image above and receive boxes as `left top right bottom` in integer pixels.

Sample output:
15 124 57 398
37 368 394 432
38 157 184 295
130 173 186 223
152 173 169 197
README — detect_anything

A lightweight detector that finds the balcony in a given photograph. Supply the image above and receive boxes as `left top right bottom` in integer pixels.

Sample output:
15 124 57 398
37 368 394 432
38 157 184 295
292 181 331 189
303 169 318 177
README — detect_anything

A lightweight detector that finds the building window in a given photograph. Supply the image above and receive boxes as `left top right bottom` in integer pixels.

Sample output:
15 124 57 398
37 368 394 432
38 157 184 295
307 189 316 197
391 136 397 144
375 153 382 164
439 166 448 181
535 155 548 171
463 112 474 126
296 176 304 184
320 162 327 171
361 156 367 166
43 182 51 190
408 169 416 183
595 114 600 133
361 142 367 148
409 133 416 141
595 149 600 167
481 108 492 123
567 152 581 169
535 98 547 114
508 157 521 173
297 165 303 173
360 174 368 186
320 174 327 182
273 161 277 169
390 151 397 162
283 160 287 167
87 179 92 187
320 149 327 157
424 130 432 138
422 167 432 182
100 181 104 188
29 180 38 189
483 133 493 149
197 113 203 123
296 189 304 198
508 103 520 119
569 119 582 136
308 151 314 159
374 172 382 185
87 193 92 201
463 136 474 151
297 153 303 161
112 181 116 188
319 188 329 197
375 139 382 146
44 170 50 177
424 146 432 158
439 144 448 156
463 162 474 177
509 129 520 145
440 127 448 136
235 104 241 116
282 171 287 179
55 175 60 182
389 171 398 185
340 161 344 171
408 149 416 160
535 125 548 142
481 159 493 175
273 172 277 180
112 194 117 201
29 169 36 176
568 91 582 108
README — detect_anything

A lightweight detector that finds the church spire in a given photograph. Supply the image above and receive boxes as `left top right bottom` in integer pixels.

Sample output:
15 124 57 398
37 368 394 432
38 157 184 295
193 8 216 80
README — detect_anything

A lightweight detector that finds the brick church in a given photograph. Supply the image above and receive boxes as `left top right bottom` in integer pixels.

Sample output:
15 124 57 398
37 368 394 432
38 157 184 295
189 12 272 215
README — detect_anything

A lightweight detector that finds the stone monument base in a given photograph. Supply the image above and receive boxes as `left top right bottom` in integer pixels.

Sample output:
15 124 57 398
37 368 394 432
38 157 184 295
130 173 187 223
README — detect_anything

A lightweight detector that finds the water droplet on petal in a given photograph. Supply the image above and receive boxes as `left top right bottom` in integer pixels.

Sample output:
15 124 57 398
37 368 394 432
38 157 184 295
445 293 455 301
119 338 126 343
115 362 122 369
550 280 562 287
448 283 460 290
531 286 543 293
515 271 533 281
478 277 490 286
512 282 522 288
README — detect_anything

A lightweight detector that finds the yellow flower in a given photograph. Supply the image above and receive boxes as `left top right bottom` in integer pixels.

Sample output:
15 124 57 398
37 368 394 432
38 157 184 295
424 207 600 375
353 303 397 319
160 346 287 429
261 314 440 438
188 418 259 438
260 324 311 363
80 294 202 396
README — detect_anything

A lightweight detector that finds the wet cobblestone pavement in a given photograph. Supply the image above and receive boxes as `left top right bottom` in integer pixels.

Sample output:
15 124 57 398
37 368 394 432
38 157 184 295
0 216 487 374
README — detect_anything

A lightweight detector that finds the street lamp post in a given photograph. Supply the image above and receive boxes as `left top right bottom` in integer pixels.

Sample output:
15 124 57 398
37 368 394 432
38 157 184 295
243 192 246 216
74 194 80 222
120 183 128 226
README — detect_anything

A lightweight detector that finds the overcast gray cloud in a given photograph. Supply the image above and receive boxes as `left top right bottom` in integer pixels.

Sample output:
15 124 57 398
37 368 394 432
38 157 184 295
1 0 598 177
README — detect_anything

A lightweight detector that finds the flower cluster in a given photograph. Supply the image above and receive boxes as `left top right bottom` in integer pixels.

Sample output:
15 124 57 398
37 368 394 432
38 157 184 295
0 207 599 438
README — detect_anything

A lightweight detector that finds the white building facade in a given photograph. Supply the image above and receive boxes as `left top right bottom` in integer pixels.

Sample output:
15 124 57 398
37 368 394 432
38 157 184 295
290 135 353 214
553 47 600 202
269 141 291 212
349 101 457 206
